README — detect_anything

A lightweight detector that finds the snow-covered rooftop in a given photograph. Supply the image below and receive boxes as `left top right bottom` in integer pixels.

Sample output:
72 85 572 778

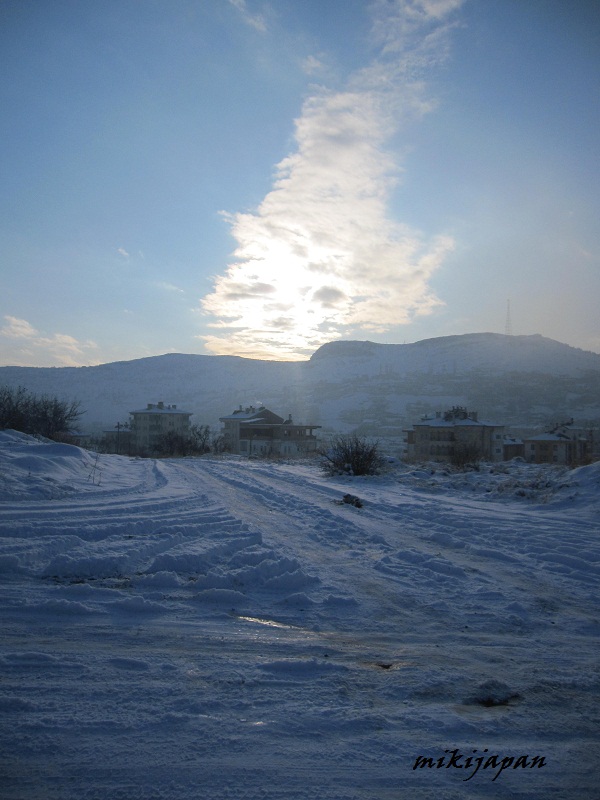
130 402 191 415
413 416 502 427
220 411 266 421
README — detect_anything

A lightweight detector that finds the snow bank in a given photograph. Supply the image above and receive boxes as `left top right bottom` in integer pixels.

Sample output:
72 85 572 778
395 458 600 508
0 429 144 499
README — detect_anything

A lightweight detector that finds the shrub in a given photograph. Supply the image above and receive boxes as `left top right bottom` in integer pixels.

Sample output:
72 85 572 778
153 425 214 457
450 442 483 470
153 431 193 457
321 434 383 476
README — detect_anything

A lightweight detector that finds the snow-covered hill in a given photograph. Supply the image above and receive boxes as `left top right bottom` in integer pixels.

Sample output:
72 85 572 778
1 333 599 437
310 332 600 375
1 431 599 798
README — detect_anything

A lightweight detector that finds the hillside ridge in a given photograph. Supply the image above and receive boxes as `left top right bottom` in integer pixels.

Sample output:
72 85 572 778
1 333 598 437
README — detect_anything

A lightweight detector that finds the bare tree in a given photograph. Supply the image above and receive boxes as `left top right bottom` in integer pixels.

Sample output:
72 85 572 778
210 432 226 454
190 424 211 454
0 386 83 439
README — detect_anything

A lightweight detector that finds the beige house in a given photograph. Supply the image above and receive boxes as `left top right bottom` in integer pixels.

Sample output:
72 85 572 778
404 406 505 463
129 402 192 454
524 421 590 465
220 406 321 457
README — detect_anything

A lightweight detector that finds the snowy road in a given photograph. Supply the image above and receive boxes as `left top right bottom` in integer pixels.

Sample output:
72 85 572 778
1 433 599 799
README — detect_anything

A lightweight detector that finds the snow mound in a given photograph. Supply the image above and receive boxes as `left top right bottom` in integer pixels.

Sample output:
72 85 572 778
0 430 142 499
0 430 91 498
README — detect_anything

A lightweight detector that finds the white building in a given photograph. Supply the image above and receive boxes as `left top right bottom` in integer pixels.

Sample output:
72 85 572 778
129 402 192 454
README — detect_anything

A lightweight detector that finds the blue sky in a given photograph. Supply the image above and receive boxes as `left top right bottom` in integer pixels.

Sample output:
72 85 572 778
1 0 598 366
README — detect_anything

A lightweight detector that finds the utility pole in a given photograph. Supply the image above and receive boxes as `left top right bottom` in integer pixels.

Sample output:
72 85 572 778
115 421 122 454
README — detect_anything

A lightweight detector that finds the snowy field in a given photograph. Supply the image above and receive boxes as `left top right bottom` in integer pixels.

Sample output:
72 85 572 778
1 430 599 800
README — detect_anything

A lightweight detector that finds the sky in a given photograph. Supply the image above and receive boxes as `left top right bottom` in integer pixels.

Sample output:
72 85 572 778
1 0 599 367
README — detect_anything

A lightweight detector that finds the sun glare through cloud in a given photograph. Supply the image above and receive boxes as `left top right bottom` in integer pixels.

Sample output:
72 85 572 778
200 1 462 360
2 0 599 368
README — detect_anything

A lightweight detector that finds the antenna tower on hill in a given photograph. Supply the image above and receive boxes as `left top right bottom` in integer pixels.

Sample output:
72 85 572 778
505 299 513 336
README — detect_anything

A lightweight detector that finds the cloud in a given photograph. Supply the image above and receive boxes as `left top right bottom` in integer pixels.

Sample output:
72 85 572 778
312 286 347 308
370 0 464 53
200 0 463 359
154 281 185 294
227 0 267 33
0 315 99 367
1 316 38 339
117 247 130 258
302 54 328 77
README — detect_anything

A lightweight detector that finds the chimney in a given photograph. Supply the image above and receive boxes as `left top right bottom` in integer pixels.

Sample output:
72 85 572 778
158 402 164 409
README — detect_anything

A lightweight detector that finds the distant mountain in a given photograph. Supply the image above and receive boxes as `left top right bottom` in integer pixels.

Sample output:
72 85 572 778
310 333 600 375
1 333 599 441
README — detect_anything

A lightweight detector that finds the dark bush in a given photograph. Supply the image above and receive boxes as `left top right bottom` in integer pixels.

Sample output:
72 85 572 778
153 431 193 457
450 442 483 470
320 434 383 476
153 424 214 457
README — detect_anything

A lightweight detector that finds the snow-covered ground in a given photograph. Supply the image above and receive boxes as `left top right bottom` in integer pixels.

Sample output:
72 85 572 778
1 429 598 799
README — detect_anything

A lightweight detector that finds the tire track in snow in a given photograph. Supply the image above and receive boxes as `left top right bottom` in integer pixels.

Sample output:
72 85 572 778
2 445 599 800
1 456 323 617
193 457 600 642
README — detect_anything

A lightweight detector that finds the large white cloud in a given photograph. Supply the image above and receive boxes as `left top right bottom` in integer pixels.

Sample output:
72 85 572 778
200 0 462 360
0 316 99 367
